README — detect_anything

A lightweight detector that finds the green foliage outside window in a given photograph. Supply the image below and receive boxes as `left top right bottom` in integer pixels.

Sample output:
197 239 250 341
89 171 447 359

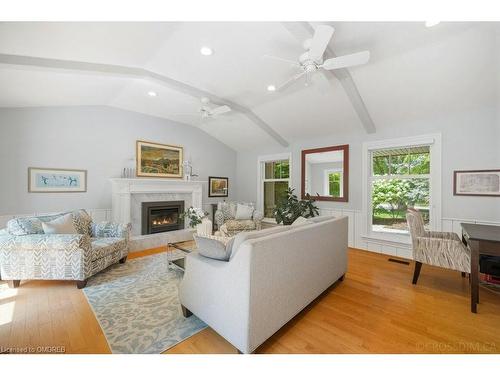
372 149 431 231
328 172 341 197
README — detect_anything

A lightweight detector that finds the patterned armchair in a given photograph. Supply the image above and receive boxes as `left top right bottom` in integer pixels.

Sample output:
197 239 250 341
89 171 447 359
214 202 264 237
0 210 130 289
406 209 470 284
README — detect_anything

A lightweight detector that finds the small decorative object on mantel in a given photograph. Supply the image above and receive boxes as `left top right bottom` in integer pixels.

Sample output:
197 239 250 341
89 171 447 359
181 207 210 235
273 188 319 225
121 167 136 178
28 167 87 193
454 169 500 196
183 160 199 181
208 176 229 197
136 140 183 178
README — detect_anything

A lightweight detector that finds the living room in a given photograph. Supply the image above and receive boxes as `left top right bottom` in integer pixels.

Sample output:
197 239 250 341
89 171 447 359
1 0 499 373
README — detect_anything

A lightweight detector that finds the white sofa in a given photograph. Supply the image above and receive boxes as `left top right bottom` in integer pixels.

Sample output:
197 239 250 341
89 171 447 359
178 215 348 353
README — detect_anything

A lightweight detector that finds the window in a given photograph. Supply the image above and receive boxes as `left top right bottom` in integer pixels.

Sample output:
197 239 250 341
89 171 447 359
324 169 343 197
370 146 431 234
258 155 291 219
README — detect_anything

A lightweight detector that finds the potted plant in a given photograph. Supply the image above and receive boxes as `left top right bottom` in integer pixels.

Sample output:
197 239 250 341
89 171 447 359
273 188 320 225
181 207 209 234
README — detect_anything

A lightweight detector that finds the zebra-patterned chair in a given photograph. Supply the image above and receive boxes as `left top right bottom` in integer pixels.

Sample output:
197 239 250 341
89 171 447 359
406 208 470 284
0 210 130 289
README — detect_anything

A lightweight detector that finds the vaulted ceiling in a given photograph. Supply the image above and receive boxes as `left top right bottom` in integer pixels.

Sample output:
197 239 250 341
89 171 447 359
0 22 498 151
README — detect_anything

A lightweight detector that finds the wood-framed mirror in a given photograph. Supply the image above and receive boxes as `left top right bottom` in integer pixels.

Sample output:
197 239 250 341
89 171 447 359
301 144 349 202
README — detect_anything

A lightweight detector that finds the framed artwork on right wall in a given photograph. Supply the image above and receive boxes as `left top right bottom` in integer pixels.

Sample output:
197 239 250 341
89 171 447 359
453 169 500 196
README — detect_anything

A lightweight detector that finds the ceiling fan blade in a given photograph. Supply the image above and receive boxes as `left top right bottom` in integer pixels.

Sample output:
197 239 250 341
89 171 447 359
210 105 231 116
308 25 334 62
321 50 370 70
262 54 300 66
276 71 307 92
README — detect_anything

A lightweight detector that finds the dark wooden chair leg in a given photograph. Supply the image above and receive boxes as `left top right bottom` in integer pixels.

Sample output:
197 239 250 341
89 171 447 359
461 272 466 278
7 280 20 288
119 256 128 264
181 305 193 318
76 279 87 289
412 261 422 284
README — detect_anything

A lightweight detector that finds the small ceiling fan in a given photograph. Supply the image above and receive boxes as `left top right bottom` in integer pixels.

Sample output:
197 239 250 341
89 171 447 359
198 97 231 119
264 25 370 91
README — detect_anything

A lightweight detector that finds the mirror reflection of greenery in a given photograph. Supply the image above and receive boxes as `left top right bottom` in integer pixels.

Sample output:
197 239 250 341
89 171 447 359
328 172 341 197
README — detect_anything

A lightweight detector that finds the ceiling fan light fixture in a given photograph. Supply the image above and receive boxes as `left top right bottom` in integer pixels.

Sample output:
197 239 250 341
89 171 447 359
147 91 157 97
267 85 276 92
200 46 213 56
425 21 440 27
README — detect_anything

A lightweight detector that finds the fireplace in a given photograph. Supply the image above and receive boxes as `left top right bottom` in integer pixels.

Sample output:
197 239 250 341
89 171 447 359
141 201 184 235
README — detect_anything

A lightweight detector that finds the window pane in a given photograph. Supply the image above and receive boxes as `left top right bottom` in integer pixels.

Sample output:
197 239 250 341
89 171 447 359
390 154 409 175
264 181 289 218
373 156 390 176
372 178 430 233
264 162 274 179
329 172 341 197
264 160 289 179
409 152 430 174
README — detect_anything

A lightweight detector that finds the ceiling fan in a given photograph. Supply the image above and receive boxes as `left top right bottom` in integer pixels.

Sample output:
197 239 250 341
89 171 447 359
264 25 370 91
198 97 231 119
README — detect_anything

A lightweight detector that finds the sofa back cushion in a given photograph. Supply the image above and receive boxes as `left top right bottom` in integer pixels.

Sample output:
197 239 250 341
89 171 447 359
7 209 92 236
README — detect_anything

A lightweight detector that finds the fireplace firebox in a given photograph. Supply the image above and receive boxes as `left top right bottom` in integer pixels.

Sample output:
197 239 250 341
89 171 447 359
141 201 184 235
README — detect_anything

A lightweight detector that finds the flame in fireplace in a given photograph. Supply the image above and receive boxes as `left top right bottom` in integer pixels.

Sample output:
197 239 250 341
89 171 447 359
152 217 176 226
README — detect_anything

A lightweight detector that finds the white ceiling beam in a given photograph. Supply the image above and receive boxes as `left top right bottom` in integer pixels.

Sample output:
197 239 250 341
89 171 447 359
0 53 289 147
281 22 376 134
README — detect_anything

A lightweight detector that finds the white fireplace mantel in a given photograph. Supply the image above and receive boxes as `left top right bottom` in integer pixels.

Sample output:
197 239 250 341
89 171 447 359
110 178 206 225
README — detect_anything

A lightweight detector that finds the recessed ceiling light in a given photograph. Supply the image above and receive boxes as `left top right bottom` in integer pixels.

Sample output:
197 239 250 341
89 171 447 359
267 85 276 92
147 91 157 97
200 46 213 56
425 21 440 28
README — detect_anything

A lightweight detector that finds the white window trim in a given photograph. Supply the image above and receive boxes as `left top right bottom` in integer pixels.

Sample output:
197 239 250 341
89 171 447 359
256 152 292 223
323 168 343 197
361 134 442 243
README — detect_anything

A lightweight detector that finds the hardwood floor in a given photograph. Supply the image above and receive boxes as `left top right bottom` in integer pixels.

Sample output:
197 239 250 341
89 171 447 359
1 246 499 354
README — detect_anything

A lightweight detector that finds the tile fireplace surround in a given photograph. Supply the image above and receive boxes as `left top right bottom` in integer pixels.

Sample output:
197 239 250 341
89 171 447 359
110 178 205 236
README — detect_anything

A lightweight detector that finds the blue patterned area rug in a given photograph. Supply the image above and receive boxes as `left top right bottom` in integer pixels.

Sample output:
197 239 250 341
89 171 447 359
83 251 207 354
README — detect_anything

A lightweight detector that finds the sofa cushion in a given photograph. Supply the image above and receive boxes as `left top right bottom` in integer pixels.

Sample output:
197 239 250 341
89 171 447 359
42 213 78 234
90 237 127 261
230 225 291 259
6 209 92 236
194 234 235 261
7 213 63 235
235 203 254 220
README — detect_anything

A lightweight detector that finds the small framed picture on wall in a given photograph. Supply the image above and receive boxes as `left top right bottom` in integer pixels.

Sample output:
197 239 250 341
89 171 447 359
453 169 500 196
28 167 87 193
208 176 229 197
